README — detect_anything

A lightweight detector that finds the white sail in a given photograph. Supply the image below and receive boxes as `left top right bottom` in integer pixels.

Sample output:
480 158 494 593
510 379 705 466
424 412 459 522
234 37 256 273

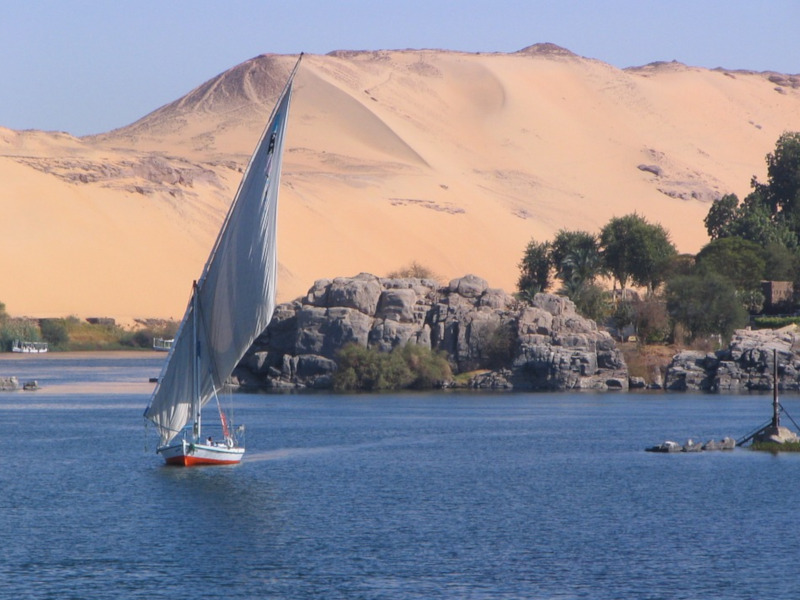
145 61 298 447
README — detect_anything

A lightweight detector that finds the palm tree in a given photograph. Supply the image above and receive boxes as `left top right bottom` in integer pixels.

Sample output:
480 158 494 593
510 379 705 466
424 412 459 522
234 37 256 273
558 244 605 294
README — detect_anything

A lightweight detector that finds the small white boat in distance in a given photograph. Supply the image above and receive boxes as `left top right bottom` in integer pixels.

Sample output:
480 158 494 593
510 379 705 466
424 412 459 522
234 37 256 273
143 55 301 467
152 338 173 352
12 340 48 353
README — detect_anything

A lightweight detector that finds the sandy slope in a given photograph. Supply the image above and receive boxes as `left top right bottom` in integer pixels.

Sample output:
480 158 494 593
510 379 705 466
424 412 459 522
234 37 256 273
2 46 800 322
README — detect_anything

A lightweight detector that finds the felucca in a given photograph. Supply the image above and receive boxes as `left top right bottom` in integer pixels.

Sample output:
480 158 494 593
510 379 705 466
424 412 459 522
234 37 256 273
144 55 301 466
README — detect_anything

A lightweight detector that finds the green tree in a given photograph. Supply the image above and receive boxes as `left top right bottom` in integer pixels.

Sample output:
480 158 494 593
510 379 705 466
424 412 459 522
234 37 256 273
703 134 800 250
637 221 678 293
695 237 765 292
763 241 800 281
517 239 552 299
600 215 639 291
664 254 696 279
600 213 677 294
551 231 607 315
762 131 800 224
560 242 605 290
666 273 747 342
727 189 797 248
704 193 739 240
550 230 602 283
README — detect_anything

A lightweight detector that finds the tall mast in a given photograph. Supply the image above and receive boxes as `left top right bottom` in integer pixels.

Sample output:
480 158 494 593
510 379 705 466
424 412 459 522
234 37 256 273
144 55 301 450
192 281 201 441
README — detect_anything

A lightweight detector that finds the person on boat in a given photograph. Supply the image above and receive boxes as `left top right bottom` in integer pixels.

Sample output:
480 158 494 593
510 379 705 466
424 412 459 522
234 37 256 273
207 436 213 446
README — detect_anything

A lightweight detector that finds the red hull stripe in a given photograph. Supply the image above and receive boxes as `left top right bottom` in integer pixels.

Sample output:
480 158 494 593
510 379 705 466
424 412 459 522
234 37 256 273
158 442 244 467
165 454 242 466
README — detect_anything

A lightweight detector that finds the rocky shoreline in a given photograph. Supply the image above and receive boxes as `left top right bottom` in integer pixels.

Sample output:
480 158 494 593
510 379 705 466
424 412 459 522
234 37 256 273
0 376 19 391
233 272 800 394
0 377 39 391
236 274 627 391
645 437 736 453
664 326 800 392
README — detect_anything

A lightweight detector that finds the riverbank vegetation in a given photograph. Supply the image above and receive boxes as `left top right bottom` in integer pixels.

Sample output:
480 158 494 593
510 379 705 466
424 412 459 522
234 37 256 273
333 343 452 391
750 441 800 453
0 303 178 352
518 132 800 349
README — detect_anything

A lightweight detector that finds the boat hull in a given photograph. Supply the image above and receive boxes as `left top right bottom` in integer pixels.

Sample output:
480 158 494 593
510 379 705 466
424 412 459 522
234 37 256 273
12 341 48 353
157 440 244 466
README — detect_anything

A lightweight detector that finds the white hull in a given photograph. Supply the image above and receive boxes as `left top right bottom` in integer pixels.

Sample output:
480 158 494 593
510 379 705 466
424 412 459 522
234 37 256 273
157 439 244 466
152 338 173 352
12 340 48 353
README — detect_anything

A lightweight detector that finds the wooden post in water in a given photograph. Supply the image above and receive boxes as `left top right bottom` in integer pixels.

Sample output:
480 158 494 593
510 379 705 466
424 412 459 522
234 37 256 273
737 347 800 448
772 348 780 429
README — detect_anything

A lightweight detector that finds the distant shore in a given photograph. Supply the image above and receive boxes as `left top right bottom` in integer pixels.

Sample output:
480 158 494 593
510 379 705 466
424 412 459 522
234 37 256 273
0 349 167 361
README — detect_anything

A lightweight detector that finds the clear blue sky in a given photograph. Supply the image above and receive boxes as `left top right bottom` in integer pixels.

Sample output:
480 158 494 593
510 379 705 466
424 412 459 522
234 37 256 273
2 0 799 136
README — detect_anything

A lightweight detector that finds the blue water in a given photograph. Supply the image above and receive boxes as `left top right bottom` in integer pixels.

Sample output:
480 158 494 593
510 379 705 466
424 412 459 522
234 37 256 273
1 353 799 599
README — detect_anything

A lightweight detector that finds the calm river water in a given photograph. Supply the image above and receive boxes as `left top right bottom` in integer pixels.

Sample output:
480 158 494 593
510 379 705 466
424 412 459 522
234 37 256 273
1 352 799 599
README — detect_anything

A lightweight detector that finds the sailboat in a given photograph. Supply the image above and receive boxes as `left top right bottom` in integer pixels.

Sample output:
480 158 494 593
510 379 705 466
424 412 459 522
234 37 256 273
144 56 301 466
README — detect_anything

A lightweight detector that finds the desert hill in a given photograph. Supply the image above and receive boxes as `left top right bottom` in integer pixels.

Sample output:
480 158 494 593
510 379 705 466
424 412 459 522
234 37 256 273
2 45 800 322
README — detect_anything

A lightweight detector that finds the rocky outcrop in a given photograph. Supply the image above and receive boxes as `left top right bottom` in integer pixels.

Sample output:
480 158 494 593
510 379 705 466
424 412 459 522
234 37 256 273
645 437 736 453
0 376 18 391
665 326 800 392
236 273 628 391
752 425 800 445
510 294 627 390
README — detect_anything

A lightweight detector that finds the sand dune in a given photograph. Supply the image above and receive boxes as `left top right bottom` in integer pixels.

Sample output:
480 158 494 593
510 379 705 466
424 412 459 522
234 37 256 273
2 46 800 322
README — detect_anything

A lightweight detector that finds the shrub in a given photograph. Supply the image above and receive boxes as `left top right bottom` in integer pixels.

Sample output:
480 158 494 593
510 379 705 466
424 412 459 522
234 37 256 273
632 297 671 343
737 289 765 314
400 344 452 388
750 441 800 453
39 319 70 349
386 261 439 280
332 343 412 391
752 315 800 329
610 300 635 339
477 321 516 369
333 343 452 391
572 283 612 323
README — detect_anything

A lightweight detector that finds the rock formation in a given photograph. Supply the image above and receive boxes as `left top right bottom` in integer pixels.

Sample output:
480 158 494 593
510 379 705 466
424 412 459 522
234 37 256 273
645 437 736 453
235 274 628 391
0 376 19 391
665 326 800 391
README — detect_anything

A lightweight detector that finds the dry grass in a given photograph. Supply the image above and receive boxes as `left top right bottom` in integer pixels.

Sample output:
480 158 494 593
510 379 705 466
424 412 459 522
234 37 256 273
619 342 680 384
